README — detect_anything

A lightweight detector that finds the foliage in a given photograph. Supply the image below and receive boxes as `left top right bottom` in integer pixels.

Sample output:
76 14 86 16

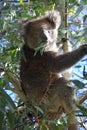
0 0 87 130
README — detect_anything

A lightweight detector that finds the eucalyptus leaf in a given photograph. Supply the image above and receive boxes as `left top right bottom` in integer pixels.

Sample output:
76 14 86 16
72 80 85 89
34 106 44 116
0 112 4 130
6 111 15 129
0 88 16 111
78 106 87 116
75 6 84 17
83 15 87 22
34 41 47 56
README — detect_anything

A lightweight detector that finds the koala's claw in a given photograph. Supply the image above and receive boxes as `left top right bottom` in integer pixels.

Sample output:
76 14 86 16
81 44 87 54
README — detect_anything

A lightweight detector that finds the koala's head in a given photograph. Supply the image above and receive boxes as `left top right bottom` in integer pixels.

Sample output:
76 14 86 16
23 11 61 51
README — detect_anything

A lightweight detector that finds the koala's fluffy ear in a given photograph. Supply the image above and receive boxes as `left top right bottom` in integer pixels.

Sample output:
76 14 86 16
46 10 61 29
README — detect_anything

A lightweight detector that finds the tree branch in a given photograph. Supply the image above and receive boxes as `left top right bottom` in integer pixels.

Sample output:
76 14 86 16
79 95 87 105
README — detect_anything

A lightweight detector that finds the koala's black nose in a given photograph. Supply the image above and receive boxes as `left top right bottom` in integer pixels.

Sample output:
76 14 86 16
40 30 47 42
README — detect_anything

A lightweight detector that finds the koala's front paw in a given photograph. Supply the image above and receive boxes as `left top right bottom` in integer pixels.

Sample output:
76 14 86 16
80 44 87 55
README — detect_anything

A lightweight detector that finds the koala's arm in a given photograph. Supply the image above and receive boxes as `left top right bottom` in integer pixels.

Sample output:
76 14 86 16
45 44 87 73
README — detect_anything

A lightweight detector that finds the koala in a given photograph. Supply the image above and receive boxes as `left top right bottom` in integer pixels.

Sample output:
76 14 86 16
20 10 87 130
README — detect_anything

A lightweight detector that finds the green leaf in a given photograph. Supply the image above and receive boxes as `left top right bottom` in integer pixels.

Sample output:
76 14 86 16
78 106 87 116
50 121 67 130
6 111 15 129
0 112 4 130
75 65 81 68
20 0 24 5
72 80 85 89
72 5 84 18
76 6 84 15
34 106 44 116
41 125 49 130
0 88 16 111
83 15 87 22
34 41 47 56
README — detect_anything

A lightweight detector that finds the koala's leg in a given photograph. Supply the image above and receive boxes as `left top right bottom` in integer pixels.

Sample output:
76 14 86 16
63 94 78 130
67 112 79 130
47 77 79 130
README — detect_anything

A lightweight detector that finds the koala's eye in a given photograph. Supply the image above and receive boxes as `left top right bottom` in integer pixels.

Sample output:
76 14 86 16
48 30 50 33
48 30 53 35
